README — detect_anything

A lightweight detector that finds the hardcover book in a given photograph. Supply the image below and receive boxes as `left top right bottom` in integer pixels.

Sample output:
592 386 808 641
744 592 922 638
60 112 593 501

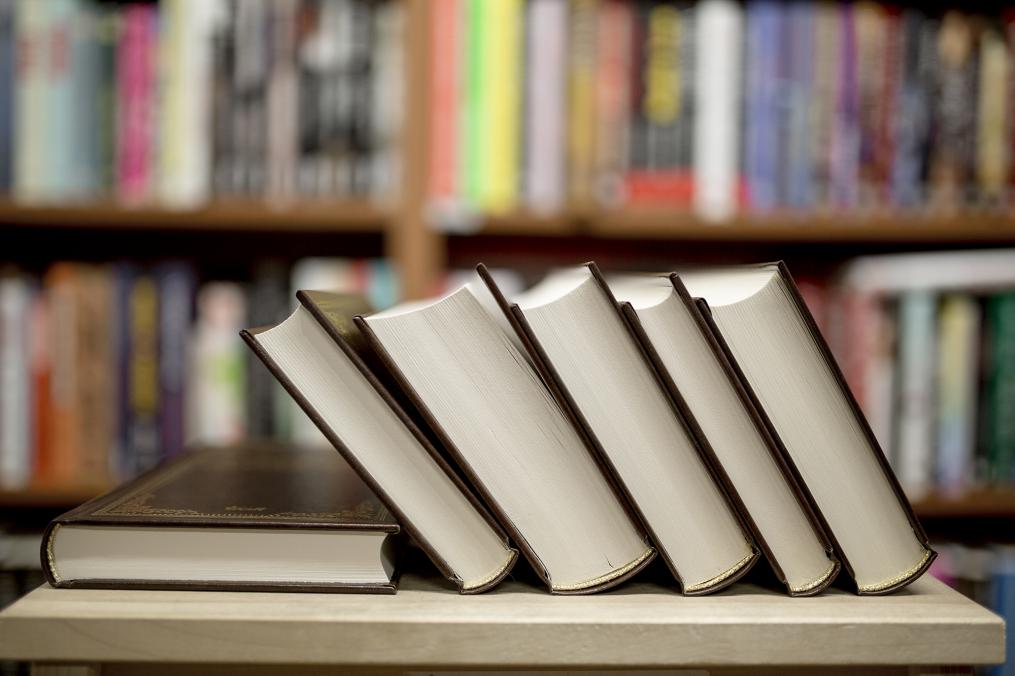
42 443 402 593
479 263 758 595
243 291 518 594
680 262 935 594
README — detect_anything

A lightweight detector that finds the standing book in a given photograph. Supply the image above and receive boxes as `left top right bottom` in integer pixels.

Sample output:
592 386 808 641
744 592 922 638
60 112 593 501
42 444 403 593
609 272 840 596
242 291 517 594
356 280 655 594
680 262 935 594
479 263 758 595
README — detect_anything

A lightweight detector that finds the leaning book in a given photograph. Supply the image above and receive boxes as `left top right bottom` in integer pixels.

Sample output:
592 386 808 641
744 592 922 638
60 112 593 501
42 444 403 593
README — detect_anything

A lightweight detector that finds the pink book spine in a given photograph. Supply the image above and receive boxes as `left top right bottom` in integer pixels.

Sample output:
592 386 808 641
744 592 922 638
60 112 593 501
117 6 155 202
428 0 458 202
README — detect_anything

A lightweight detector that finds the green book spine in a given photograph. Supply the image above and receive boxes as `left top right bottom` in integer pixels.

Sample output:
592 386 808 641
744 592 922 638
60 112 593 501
987 293 1015 484
462 0 485 205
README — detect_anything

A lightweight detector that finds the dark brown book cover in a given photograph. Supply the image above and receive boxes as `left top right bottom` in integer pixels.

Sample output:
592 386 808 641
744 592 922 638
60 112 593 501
691 261 935 595
41 443 401 593
242 291 518 594
615 272 840 596
354 300 657 595
477 262 759 595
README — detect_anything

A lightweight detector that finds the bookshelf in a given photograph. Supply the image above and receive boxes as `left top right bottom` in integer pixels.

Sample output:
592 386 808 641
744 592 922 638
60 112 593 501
0 573 1004 674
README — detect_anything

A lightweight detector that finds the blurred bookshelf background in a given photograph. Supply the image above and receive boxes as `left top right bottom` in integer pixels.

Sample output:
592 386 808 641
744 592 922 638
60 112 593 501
1 0 1015 671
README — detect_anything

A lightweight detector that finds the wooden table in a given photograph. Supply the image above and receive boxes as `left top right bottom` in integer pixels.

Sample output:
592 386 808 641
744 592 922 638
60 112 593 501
0 573 1004 676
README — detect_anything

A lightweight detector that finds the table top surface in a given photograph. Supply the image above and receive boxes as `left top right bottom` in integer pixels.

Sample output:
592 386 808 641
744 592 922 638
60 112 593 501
0 572 1004 668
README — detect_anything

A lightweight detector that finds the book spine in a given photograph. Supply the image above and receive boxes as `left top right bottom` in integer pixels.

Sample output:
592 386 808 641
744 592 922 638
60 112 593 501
831 3 859 208
811 3 839 208
483 0 521 213
567 0 597 208
782 3 813 210
936 294 981 496
986 293 1015 485
266 0 299 202
117 5 156 203
930 11 976 210
742 1 780 211
44 264 80 484
0 0 15 192
14 0 46 202
370 0 402 201
157 263 195 459
977 24 1010 207
28 292 51 482
462 0 484 206
854 2 886 208
876 6 901 208
592 0 631 209
428 0 459 208
127 273 161 475
891 11 932 208
0 277 32 488
74 266 114 483
693 0 741 220
896 291 937 498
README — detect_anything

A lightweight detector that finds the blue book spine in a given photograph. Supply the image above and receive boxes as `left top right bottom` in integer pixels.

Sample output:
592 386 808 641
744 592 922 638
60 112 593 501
743 1 781 211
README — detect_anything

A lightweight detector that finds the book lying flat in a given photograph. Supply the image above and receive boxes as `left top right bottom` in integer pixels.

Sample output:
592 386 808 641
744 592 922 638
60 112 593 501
609 272 840 596
356 280 655 594
242 291 517 594
680 262 935 594
42 444 402 593
481 263 758 594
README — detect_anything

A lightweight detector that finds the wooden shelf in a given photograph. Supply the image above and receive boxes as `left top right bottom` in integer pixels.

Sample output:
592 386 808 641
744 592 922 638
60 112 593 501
0 200 390 232
912 489 1015 519
0 483 112 508
462 208 1015 244
0 574 1003 671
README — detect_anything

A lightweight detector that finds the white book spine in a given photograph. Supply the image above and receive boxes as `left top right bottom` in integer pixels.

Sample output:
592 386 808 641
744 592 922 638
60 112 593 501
896 291 937 499
523 0 567 213
0 279 32 489
693 0 742 221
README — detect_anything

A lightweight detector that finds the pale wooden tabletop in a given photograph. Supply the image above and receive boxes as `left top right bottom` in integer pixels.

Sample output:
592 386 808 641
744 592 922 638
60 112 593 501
0 573 1004 669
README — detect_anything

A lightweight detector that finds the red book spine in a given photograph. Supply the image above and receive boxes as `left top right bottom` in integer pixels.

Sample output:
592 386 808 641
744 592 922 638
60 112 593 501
624 170 695 206
117 6 156 203
428 0 459 203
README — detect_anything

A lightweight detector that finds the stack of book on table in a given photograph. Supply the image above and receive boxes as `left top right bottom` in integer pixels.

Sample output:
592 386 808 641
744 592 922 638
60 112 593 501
42 262 936 596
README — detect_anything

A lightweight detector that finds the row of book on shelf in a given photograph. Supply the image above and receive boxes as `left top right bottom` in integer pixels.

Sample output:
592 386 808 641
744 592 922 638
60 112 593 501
43 259 934 598
0 0 402 207
0 258 401 490
429 0 1015 222
823 250 1015 498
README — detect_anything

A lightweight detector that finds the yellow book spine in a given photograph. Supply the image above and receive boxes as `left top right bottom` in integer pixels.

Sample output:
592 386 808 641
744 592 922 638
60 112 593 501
482 0 521 212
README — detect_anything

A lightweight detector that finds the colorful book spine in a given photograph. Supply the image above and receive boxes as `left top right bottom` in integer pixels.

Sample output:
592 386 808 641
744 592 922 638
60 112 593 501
524 0 568 212
986 294 1015 485
0 0 15 192
157 262 195 459
483 0 521 212
429 0 460 208
567 0 597 207
462 0 485 206
742 1 780 211
117 4 157 203
13 0 47 202
831 3 859 208
936 295 981 496
592 0 633 208
0 275 32 489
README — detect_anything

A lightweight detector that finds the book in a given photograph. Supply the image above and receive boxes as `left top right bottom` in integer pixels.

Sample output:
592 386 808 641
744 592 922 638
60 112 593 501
242 291 517 593
936 294 981 496
681 262 935 594
524 0 568 213
0 272 31 489
483 0 521 212
357 278 655 594
41 443 403 593
985 293 1015 484
609 272 839 595
481 264 758 594
896 291 936 499
693 0 742 220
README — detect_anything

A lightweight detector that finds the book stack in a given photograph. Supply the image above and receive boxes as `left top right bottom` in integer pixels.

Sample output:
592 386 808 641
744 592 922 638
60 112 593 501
0 0 402 207
0 257 397 490
43 261 935 596
428 0 1015 221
